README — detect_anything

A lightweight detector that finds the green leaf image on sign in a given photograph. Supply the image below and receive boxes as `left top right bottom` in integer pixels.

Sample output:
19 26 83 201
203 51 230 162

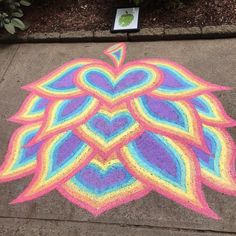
119 11 134 27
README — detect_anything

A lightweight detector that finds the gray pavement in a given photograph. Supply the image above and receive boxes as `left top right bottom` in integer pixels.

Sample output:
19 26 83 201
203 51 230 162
0 40 236 235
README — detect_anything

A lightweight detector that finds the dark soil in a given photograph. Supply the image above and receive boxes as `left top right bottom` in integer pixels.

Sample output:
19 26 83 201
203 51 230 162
24 0 236 33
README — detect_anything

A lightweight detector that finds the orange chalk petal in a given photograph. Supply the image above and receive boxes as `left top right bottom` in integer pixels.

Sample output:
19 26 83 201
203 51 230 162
141 59 230 100
129 96 207 150
22 59 102 99
27 95 99 146
9 94 49 124
0 123 41 182
120 131 219 219
192 125 236 196
11 131 93 204
190 94 236 127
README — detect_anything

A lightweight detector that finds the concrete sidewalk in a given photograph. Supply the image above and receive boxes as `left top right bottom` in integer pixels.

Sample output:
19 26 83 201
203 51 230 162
0 40 236 235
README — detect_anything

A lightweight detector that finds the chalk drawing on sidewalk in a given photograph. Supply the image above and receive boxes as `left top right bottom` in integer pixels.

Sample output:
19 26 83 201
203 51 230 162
1 43 236 219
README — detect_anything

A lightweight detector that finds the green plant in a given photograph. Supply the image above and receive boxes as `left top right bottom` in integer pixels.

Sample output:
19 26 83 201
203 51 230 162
0 0 31 34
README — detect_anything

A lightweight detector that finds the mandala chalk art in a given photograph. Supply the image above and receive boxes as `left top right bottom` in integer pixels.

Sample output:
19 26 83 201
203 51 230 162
1 43 236 219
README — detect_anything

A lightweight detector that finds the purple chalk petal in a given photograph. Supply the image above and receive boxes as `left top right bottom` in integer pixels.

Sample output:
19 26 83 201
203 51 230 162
115 71 147 93
50 69 78 90
193 147 211 164
55 133 83 167
24 143 41 159
34 98 49 111
87 72 113 93
192 133 214 165
60 96 89 118
143 96 184 126
134 132 178 177
159 68 192 89
191 97 209 113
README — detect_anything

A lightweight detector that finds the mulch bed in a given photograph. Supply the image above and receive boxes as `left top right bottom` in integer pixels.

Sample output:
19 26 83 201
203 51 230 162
24 0 236 34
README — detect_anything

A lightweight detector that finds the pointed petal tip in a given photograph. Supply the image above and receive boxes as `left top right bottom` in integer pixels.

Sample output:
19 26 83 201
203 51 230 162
208 83 232 91
90 210 103 217
7 115 21 123
230 121 236 127
217 120 236 128
221 86 233 91
10 197 22 205
7 117 15 122
82 205 111 217
10 191 36 205
195 205 220 220
196 201 221 220
0 171 34 183
104 43 126 54
207 210 221 220
21 84 30 90
10 196 31 205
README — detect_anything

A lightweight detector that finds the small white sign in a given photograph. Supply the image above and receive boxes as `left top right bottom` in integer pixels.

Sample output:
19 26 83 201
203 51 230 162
112 7 140 33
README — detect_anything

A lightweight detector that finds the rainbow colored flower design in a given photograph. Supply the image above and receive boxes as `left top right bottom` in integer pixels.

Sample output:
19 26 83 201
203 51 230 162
1 43 236 219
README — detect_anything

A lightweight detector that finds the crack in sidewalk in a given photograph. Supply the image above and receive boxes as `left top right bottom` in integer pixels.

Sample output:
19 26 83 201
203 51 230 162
0 215 234 235
0 44 20 85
